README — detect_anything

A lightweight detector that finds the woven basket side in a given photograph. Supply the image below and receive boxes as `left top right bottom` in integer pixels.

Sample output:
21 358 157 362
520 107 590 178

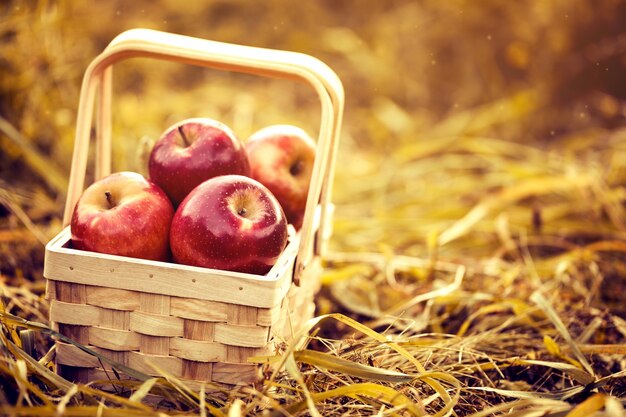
51 279 279 384
270 259 321 341
53 281 90 382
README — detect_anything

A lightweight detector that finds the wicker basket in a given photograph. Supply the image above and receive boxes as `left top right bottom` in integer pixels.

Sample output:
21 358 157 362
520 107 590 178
43 28 344 388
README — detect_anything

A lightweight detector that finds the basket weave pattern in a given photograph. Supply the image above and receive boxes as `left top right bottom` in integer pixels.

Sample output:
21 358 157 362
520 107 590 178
48 264 318 386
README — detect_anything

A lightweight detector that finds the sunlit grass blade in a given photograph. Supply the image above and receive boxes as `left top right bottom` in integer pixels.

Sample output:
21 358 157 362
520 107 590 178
321 263 374 285
463 398 571 417
465 385 586 401
268 313 461 417
285 352 322 417
293 349 414 383
0 115 68 196
564 393 608 417
589 369 626 391
278 382 426 416
543 335 584 369
0 359 53 407
0 188 49 245
55 384 78 416
438 174 594 246
385 265 465 317
227 399 244 417
0 406 174 416
530 292 595 377
128 378 159 403
513 359 594 386
0 331 73 392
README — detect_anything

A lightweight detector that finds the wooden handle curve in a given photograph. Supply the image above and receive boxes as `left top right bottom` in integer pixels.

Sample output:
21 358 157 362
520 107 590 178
63 29 344 283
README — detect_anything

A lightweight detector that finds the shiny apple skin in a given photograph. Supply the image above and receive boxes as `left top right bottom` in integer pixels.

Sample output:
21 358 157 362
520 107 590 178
70 172 174 261
149 118 250 206
245 125 315 230
170 175 288 275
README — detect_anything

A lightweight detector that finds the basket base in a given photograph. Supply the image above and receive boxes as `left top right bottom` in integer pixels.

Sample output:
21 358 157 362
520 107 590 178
49 258 322 390
56 363 261 395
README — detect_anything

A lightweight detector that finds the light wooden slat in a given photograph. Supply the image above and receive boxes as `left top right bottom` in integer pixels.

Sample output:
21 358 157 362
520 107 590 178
56 341 100 368
86 287 140 311
298 257 323 294
55 281 86 304
100 309 130 331
281 300 315 339
140 293 169 315
170 297 228 322
50 300 102 327
180 319 216 380
88 327 140 351
182 361 212 381
57 324 88 345
256 306 281 327
54 282 90 344
214 324 269 348
139 293 171 355
129 311 183 337
169 338 227 362
212 362 260 385
97 348 128 366
276 289 315 342
271 267 318 342
45 279 56 301
183 320 214 342
227 304 257 325
57 341 130 371
270 301 290 343
127 351 183 377
226 346 262 364
139 335 168 356
44 228 294 308
87 368 132 384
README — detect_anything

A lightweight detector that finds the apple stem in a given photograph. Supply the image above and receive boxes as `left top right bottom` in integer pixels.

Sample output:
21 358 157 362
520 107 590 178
238 207 248 217
178 125 190 147
290 160 304 176
105 191 114 208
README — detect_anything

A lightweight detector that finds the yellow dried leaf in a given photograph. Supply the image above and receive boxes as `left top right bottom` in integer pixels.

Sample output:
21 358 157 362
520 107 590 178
564 393 607 417
543 335 562 356
294 349 414 383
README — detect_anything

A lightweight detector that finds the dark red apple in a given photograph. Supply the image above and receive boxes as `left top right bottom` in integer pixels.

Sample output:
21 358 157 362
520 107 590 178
245 125 315 230
170 175 288 275
149 118 250 206
70 171 174 261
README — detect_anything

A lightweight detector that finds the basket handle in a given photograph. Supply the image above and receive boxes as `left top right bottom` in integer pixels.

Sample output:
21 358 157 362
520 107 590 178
62 28 344 284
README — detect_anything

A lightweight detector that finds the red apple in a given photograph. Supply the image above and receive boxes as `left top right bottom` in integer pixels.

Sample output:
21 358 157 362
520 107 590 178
149 118 250 206
245 125 316 230
70 171 174 261
170 175 288 275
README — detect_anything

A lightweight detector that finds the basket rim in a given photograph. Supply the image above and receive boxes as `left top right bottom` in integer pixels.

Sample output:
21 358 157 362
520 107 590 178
44 227 297 308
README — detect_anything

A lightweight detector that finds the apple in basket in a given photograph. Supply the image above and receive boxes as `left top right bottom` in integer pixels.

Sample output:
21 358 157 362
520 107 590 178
245 125 315 230
70 172 174 261
170 175 288 275
149 117 250 206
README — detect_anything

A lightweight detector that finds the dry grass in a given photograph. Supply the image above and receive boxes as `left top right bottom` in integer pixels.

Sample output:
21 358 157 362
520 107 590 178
1 0 626 415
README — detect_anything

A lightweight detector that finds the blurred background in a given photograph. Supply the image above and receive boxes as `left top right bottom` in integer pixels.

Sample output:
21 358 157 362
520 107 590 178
1 0 626 315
